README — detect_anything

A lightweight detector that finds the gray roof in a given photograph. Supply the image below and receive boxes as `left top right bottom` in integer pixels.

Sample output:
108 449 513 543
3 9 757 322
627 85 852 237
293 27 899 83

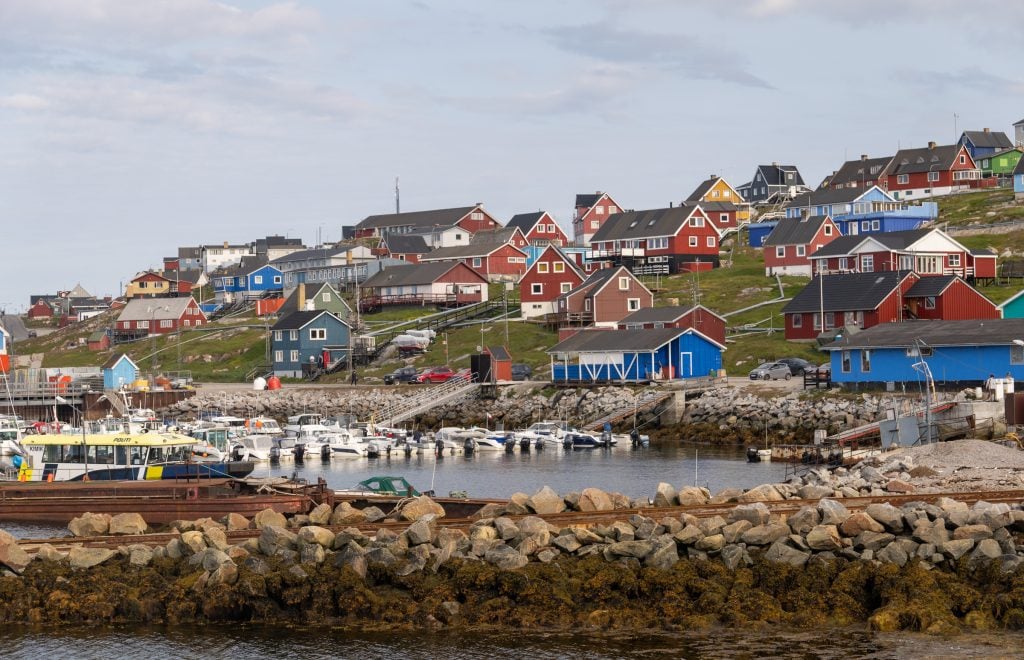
692 201 739 213
961 130 1013 150
547 327 690 354
763 216 833 247
420 241 522 261
506 211 546 233
824 318 1024 350
356 206 477 231
684 176 721 202
383 234 430 254
360 262 483 288
221 255 271 278
785 186 887 209
177 246 201 259
555 267 624 302
884 144 966 176
904 275 957 298
809 229 934 258
271 310 346 331
756 164 806 187
782 271 913 314
281 283 351 314
590 207 695 242
486 345 511 361
470 227 520 245
1015 155 1024 177
269 246 354 265
618 305 724 324
575 193 604 208
117 297 200 321
822 156 893 188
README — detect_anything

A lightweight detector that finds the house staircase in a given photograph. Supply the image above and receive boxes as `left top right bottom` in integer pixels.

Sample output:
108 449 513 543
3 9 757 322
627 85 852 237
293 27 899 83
374 377 481 427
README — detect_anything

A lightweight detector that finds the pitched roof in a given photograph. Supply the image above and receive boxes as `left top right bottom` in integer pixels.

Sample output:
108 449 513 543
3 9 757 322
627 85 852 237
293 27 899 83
784 185 890 209
618 304 725 325
356 206 477 231
486 345 511 361
420 241 524 261
884 144 967 175
281 283 351 314
383 234 430 254
822 156 893 188
361 262 484 288
547 327 692 354
692 201 739 213
961 130 1013 150
1015 154 1024 177
271 310 346 331
506 211 546 233
782 271 914 314
102 353 137 370
590 207 699 242
809 229 935 258
685 176 730 202
69 283 92 298
824 318 1024 350
756 164 806 187
470 227 520 245
178 246 201 259
904 275 958 298
575 193 604 208
269 246 354 265
117 297 199 321
223 255 272 278
527 245 585 279
555 266 637 303
763 215 833 246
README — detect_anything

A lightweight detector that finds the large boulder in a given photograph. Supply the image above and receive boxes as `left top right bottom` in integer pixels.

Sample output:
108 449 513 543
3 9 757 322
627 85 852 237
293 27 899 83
676 486 710 506
253 508 287 530
404 518 436 546
840 512 885 537
608 540 655 559
108 513 147 536
68 547 116 569
180 530 208 556
577 488 614 512
953 525 993 541
308 503 332 526
330 502 368 526
34 544 67 563
526 486 566 514
223 513 250 531
737 484 784 503
806 525 842 551
741 523 791 546
297 526 336 548
787 506 821 535
653 482 678 508
865 503 904 533
399 496 446 521
203 527 230 551
912 519 950 546
258 525 297 556
0 530 31 574
484 544 528 570
721 520 753 544
764 541 809 567
817 499 850 526
730 503 770 527
645 540 679 570
68 512 111 537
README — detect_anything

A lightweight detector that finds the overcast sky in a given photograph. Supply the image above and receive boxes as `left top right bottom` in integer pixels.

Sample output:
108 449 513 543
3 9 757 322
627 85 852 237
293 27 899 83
2 0 1023 310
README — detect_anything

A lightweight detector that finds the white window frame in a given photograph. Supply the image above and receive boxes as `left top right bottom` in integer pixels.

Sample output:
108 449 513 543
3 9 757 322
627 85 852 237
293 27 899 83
274 350 283 362
706 236 715 247
274 330 282 341
289 330 298 341
590 220 600 229
948 254 961 267
627 298 641 311
928 171 940 182
924 296 936 310
689 236 698 247
309 328 326 341
560 282 572 293
719 213 728 224
824 225 833 236
792 314 802 328
860 255 874 272
289 350 299 363
537 262 549 273
689 215 705 227
595 206 604 215
861 349 871 372
253 275 263 285
531 283 543 295
553 262 565 273
796 245 806 257
775 246 785 258
618 277 630 291
472 257 482 268
897 174 909 184
138 320 149 329
160 319 173 328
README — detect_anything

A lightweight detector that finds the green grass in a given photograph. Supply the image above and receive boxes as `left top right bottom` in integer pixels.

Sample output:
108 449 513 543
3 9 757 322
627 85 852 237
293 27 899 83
935 188 1024 227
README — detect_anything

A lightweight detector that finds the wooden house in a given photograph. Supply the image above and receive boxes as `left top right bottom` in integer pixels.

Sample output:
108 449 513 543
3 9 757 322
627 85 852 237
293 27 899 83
821 154 893 191
102 354 139 390
353 204 499 239
87 331 110 352
902 275 999 321
737 163 810 204
958 128 1013 160
762 215 840 277
998 289 1024 319
271 310 350 378
418 237 528 283
211 256 283 303
359 262 488 312
506 211 569 246
484 346 512 381
977 148 1023 178
125 271 173 299
684 175 751 223
518 245 586 319
588 205 720 275
572 192 623 246
113 297 207 340
380 234 430 263
551 266 653 328
281 282 352 319
616 304 727 346
881 142 986 199
27 300 54 320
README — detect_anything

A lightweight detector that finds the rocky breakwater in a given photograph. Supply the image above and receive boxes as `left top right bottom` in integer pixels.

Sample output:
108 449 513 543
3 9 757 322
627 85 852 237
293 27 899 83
3 484 1024 632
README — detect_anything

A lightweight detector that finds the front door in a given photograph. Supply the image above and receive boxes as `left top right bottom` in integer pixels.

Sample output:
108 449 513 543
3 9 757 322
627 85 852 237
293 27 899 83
678 352 693 378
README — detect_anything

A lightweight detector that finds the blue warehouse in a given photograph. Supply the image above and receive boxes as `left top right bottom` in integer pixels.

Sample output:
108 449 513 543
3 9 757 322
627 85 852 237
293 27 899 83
825 319 1024 387
547 327 723 383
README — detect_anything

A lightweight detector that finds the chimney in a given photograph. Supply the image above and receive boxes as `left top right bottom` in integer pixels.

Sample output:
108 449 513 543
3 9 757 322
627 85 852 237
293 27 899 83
984 127 990 133
297 283 305 311
928 141 937 149
772 161 779 167
223 241 229 248
669 201 674 208
860 154 868 161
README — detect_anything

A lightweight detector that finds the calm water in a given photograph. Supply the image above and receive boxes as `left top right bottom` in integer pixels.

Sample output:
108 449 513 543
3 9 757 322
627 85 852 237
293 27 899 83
0 625 1020 659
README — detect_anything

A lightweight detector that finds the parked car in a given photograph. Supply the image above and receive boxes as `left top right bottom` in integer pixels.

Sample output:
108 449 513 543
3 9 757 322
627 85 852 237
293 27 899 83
749 362 792 380
383 366 419 385
510 364 532 381
776 357 815 376
417 366 455 384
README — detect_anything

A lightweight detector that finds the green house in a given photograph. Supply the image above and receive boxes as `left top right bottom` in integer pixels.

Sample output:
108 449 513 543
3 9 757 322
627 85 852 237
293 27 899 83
999 289 1024 319
978 148 1023 176
281 282 352 319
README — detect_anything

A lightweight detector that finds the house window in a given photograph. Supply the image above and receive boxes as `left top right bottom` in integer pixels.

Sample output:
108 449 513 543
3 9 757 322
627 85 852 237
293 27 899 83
274 350 283 362
796 245 806 257
838 257 848 270
706 236 715 247
841 351 851 373
507 256 518 264
473 257 482 268
871 220 880 230
254 275 263 284
471 211 483 220
607 206 617 214
455 233 463 241
531 283 543 295
924 296 936 309
689 236 698 247
712 190 719 198
595 206 604 214
792 314 802 328
916 255 940 274
537 262 549 273
928 171 940 182
775 246 785 258
274 276 282 284
619 277 630 290
897 174 909 184
309 328 326 341
289 330 298 341
160 320 172 328
322 293 331 302
183 320 190 327
719 214 728 224
561 282 572 293
627 298 641 311
861 349 871 373
824 312 835 329
959 155 966 164
862 221 871 231
584 299 591 312
289 350 299 363
860 255 874 272
689 216 705 227
824 225 833 236
138 320 149 329
553 262 565 273
949 254 961 267
1012 345 1024 365
590 220 600 229
274 330 282 341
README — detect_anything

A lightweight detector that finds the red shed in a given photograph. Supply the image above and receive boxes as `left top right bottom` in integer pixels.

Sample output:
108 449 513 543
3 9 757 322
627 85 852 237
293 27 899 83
485 346 512 381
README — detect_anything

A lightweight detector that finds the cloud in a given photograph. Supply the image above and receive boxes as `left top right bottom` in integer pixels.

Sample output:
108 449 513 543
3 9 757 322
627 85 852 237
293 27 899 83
546 22 774 90
739 0 1024 22
895 67 1024 95
0 93 50 110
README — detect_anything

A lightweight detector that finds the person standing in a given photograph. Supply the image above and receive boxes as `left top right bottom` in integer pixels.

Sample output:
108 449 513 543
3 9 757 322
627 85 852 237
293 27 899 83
350 370 358 386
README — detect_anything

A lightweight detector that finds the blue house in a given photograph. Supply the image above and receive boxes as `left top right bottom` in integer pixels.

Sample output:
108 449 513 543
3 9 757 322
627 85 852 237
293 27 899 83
547 327 723 383
958 129 1013 160
783 186 937 237
271 310 350 378
212 256 282 303
1014 155 1024 202
998 289 1024 319
825 318 1024 387
103 354 139 390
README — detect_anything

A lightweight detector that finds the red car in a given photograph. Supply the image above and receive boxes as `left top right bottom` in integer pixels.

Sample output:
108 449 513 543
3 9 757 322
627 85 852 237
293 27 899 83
416 366 455 384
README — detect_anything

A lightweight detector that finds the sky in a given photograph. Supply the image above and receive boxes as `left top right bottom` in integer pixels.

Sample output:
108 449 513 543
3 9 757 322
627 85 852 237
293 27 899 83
2 0 1023 310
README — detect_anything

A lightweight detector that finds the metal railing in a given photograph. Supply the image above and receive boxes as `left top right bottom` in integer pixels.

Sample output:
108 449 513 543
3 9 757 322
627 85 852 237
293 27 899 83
376 376 480 427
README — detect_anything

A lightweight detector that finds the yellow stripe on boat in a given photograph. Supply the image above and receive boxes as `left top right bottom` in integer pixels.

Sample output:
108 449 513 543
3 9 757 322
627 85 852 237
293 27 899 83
22 432 196 447
145 466 163 480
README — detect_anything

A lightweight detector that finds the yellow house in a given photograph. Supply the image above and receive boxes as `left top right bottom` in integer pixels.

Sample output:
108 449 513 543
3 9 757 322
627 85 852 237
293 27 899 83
685 175 752 222
125 271 172 299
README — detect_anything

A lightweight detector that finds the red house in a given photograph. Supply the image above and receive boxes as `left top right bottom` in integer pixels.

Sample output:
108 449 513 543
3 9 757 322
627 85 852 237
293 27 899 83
809 228 997 283
353 204 500 239
881 143 987 199
379 234 430 263
507 211 569 246
419 230 529 282
27 300 54 319
518 245 586 319
689 201 740 235
359 262 489 310
114 296 207 340
573 191 623 246
780 271 998 341
617 304 727 346
589 205 720 275
762 215 840 277
551 266 653 327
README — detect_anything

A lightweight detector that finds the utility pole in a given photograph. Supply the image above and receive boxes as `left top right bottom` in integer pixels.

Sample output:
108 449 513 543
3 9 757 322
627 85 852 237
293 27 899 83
503 288 509 346
395 176 400 214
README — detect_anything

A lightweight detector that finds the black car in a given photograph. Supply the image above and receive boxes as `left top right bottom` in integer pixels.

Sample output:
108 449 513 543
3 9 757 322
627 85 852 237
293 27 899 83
776 357 815 376
510 363 532 381
383 366 419 385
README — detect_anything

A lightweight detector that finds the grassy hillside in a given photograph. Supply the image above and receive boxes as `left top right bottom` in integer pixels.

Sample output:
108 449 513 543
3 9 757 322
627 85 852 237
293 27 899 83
934 188 1024 227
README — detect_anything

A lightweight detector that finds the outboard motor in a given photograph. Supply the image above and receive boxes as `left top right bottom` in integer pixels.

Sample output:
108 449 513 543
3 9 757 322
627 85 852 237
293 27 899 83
519 437 531 452
232 444 245 462
269 445 280 463
630 429 641 449
403 441 413 457
746 447 761 463
435 437 445 458
463 437 475 455
321 444 331 460
504 435 515 453
294 443 305 462
366 443 380 459
562 435 573 450
534 437 544 451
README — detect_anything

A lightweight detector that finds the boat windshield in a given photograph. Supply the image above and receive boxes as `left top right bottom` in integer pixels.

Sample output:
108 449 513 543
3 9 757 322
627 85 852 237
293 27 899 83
148 445 193 464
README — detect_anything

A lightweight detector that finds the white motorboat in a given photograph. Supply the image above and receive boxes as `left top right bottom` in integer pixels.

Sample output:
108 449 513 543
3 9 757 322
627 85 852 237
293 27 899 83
189 426 232 462
474 432 511 451
235 435 277 461
326 432 372 459
293 429 331 460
